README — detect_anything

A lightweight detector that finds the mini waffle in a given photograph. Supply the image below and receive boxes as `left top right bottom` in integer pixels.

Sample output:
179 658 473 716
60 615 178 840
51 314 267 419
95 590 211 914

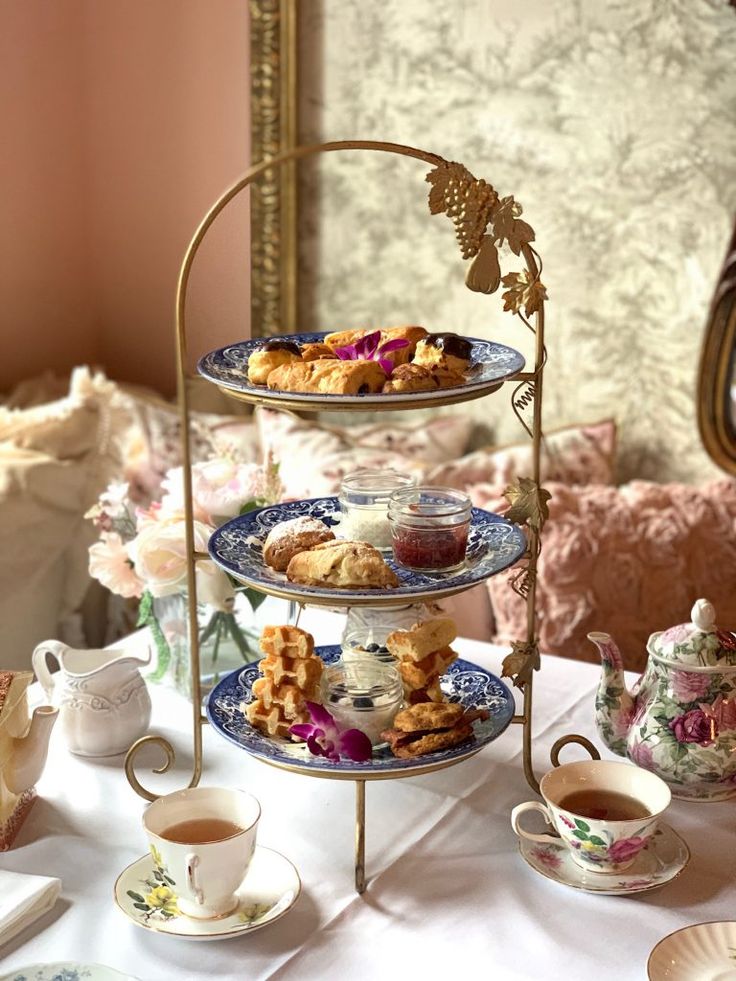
260 624 315 659
245 699 310 739
259 654 323 689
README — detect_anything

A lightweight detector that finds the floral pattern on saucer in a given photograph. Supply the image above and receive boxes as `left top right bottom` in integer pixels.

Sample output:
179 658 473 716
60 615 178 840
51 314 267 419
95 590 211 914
114 846 300 941
197 331 525 410
2 967 137 981
519 822 689 896
206 646 515 777
208 497 526 606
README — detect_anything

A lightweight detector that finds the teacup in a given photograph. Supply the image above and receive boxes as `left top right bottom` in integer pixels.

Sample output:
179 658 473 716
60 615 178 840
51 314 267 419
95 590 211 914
142 786 260 918
510 760 671 874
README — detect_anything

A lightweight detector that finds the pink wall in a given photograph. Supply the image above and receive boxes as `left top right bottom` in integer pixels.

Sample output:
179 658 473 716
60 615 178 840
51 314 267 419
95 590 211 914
0 0 251 396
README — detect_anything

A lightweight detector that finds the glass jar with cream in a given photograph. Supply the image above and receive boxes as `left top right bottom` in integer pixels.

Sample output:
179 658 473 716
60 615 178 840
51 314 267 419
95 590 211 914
320 661 403 746
338 469 415 551
388 486 472 573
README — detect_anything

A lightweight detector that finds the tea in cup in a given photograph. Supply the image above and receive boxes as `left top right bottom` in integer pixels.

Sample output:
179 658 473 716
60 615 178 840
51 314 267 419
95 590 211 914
510 760 671 874
143 786 260 918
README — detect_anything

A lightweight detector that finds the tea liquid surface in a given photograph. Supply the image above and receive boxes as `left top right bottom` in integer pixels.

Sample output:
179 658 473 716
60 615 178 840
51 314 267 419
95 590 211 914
161 818 243 843
557 789 650 822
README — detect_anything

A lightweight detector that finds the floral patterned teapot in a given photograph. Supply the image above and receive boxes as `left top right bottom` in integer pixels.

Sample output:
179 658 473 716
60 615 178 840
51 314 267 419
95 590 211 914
590 599 736 801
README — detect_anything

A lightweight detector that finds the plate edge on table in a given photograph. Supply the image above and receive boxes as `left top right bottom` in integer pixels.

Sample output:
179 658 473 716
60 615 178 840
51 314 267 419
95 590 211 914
113 846 301 940
646 920 736 980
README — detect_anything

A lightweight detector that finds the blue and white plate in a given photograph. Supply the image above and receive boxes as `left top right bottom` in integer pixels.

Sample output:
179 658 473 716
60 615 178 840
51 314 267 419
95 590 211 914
206 647 516 778
197 332 525 411
208 497 526 607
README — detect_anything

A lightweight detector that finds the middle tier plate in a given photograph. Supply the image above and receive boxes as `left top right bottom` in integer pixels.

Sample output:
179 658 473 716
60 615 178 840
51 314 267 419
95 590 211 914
208 497 526 607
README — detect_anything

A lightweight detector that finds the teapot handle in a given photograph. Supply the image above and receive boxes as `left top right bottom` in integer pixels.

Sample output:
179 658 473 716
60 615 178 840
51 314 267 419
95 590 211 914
31 640 68 701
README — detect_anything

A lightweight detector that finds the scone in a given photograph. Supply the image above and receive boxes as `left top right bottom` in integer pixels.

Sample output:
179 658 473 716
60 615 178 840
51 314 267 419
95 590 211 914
267 360 386 395
263 516 335 572
386 618 457 662
286 539 399 589
247 339 302 385
382 363 439 394
379 326 428 365
412 333 473 374
300 342 337 361
431 366 467 389
380 702 489 758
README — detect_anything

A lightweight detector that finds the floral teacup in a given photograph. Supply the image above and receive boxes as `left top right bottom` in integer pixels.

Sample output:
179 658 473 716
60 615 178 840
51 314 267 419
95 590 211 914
511 760 671 874
143 786 260 918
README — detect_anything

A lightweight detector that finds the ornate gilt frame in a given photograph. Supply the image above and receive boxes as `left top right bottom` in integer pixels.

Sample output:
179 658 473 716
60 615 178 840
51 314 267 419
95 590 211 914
249 0 298 336
697 223 736 477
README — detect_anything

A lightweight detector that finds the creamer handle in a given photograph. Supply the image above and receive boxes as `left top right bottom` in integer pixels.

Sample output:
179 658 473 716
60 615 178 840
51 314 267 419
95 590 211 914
31 641 68 702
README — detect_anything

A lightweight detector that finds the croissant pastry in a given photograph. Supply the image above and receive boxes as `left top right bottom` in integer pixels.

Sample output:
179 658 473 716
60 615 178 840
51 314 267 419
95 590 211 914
267 360 386 395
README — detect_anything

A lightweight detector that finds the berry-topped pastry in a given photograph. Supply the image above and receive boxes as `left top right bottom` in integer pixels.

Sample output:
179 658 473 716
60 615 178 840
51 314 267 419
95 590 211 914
246 339 302 385
412 332 472 374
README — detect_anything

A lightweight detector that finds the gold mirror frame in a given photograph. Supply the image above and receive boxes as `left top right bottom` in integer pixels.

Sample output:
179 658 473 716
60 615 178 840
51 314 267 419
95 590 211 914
697 223 736 478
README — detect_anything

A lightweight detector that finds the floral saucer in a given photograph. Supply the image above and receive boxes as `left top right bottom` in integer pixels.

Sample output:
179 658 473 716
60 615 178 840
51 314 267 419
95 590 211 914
647 921 736 980
0 967 137 981
114 845 300 941
519 822 690 896
208 496 526 607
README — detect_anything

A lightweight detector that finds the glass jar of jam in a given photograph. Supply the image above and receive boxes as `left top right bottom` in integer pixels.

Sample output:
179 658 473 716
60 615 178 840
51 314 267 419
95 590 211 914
388 486 472 573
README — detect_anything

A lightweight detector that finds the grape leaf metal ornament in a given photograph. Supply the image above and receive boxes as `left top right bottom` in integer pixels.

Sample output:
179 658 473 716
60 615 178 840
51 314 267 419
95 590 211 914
425 163 546 302
502 639 541 690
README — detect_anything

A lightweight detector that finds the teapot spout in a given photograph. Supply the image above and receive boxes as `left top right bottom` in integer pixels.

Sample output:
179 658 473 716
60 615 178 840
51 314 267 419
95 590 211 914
6 705 58 795
588 631 636 758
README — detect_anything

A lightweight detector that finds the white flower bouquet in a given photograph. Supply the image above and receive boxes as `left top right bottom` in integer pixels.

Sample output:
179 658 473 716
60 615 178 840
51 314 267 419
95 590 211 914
86 456 282 683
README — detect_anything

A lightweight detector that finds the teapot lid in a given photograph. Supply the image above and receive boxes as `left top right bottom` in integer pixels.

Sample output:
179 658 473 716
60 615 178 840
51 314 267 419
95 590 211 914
649 599 736 667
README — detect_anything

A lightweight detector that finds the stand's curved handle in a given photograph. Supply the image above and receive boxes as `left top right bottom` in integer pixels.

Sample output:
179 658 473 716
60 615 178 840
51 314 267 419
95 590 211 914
550 734 601 768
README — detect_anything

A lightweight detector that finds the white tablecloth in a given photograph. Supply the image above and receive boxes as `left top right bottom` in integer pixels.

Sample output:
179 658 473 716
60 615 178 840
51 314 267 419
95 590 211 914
2 621 734 981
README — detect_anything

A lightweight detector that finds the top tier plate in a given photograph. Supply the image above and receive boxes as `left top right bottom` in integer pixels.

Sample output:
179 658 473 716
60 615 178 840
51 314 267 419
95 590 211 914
196 331 525 412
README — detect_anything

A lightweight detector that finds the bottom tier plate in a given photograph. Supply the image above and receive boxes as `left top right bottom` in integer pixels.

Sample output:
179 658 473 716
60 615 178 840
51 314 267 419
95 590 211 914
206 646 515 779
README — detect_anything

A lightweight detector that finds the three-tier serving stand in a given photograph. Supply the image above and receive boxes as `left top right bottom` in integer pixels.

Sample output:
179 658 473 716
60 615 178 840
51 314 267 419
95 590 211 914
124 141 598 893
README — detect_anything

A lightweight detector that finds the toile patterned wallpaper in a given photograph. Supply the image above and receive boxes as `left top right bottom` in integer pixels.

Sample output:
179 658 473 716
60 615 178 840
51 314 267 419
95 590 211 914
296 0 736 483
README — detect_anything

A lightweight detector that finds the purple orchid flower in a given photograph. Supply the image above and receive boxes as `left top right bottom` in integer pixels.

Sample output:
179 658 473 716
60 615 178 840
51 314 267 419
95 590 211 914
334 330 409 376
289 701 372 763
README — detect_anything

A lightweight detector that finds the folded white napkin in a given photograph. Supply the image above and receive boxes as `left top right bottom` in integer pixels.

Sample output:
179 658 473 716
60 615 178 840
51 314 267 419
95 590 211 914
0 870 61 947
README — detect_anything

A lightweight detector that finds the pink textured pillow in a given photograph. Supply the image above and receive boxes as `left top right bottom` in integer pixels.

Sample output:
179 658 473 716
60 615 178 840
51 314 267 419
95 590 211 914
472 479 736 670
256 408 472 499
426 418 616 490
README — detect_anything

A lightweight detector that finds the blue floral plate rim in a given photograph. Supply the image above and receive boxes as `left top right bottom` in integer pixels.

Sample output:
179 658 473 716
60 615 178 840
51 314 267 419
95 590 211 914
208 496 526 605
205 646 516 778
196 331 525 407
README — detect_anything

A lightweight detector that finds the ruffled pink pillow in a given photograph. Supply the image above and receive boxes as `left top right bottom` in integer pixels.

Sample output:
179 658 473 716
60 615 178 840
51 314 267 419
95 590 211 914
427 418 616 489
471 479 736 670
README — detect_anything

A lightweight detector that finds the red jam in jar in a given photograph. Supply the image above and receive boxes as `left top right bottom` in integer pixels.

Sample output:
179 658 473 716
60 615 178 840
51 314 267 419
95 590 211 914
388 487 471 573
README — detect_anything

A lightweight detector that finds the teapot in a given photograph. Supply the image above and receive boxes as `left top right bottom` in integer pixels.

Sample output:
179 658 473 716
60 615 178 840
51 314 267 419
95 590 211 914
0 670 58 849
590 599 736 801
32 641 152 758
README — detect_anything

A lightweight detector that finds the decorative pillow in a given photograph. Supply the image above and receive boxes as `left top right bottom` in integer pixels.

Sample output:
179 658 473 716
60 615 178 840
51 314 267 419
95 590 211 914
256 408 474 499
426 418 616 490
472 479 736 670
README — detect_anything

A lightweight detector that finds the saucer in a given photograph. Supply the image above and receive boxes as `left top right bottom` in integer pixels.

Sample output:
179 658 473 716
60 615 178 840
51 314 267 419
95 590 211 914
647 921 736 980
114 845 300 941
1 966 137 981
518 821 690 896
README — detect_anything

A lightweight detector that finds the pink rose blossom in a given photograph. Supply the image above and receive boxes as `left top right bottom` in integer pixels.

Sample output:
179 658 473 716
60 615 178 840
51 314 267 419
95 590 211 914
629 740 655 769
671 670 712 703
669 709 716 745
531 846 562 870
607 836 647 864
88 532 143 599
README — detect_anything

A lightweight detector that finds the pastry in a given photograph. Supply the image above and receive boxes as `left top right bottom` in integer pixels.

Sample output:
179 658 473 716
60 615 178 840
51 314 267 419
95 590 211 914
286 539 399 589
380 702 490 758
431 366 467 389
246 339 302 385
244 625 323 739
323 328 369 350
398 646 457 692
267 360 386 396
382 363 439 394
300 342 337 361
263 516 335 572
386 618 457 662
413 333 473 374
379 326 428 365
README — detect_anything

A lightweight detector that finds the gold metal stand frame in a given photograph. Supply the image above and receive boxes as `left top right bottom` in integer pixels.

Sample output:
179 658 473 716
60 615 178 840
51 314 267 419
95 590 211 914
125 140 598 892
